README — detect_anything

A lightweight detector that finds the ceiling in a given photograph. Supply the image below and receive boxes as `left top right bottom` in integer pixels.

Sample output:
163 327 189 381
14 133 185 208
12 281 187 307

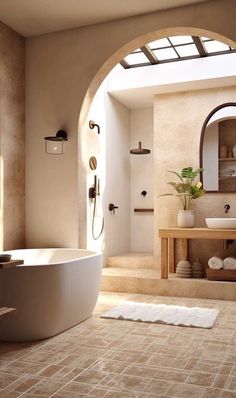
0 0 209 37
109 76 236 109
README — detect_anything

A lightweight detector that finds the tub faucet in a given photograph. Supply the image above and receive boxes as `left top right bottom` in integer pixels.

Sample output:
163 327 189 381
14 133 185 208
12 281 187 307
224 204 230 214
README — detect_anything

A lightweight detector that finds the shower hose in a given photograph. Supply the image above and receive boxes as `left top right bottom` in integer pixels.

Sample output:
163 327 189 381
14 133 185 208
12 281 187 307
92 193 104 240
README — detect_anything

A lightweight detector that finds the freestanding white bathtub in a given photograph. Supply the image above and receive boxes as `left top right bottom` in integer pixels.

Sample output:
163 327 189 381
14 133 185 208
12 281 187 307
0 249 102 342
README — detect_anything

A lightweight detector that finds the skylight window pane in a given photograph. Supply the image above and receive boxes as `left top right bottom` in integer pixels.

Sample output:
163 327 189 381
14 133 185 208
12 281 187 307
169 35 193 45
201 36 211 41
176 44 199 57
148 38 170 49
204 40 230 53
132 48 141 53
153 47 178 60
124 52 149 65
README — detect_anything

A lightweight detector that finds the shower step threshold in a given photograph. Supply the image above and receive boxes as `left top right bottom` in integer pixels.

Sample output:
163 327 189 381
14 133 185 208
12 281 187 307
102 267 161 295
103 267 160 278
106 252 157 269
101 267 236 301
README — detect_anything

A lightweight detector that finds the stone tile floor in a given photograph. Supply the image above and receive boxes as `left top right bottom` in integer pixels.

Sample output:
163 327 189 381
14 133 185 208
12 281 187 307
0 292 236 397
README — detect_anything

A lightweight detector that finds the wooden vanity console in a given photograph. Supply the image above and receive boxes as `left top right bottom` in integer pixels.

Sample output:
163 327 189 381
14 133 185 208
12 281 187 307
159 227 236 279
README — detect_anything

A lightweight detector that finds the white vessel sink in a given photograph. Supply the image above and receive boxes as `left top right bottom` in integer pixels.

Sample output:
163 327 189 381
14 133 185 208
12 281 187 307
205 217 236 229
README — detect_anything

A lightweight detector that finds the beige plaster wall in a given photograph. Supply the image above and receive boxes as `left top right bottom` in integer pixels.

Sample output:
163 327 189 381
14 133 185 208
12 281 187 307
103 95 130 259
86 78 131 260
154 86 236 269
130 108 154 253
0 22 25 250
25 0 236 248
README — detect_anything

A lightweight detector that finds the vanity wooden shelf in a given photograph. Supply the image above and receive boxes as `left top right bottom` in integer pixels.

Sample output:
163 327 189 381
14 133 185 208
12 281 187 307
219 158 236 162
134 208 154 212
159 227 236 279
206 267 236 282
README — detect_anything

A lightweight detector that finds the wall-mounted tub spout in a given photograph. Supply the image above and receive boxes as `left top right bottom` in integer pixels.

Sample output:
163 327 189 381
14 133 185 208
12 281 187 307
89 120 100 134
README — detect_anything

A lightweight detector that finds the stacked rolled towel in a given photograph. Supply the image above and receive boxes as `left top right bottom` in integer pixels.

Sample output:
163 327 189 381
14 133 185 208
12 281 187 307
223 257 236 270
208 256 223 270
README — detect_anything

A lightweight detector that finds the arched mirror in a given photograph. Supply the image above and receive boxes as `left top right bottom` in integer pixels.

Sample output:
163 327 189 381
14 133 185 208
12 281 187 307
200 102 236 193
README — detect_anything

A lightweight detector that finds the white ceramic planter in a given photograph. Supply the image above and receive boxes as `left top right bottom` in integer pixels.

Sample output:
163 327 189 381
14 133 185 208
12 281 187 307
177 210 195 228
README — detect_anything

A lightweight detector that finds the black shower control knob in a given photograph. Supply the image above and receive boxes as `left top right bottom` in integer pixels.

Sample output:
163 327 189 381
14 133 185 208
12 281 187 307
109 203 118 214
141 190 147 196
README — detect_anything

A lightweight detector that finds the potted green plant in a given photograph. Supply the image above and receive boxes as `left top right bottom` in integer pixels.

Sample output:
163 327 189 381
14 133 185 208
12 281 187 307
160 167 205 227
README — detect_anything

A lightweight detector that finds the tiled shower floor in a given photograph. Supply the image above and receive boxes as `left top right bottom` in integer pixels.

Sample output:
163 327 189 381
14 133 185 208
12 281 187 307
0 292 236 397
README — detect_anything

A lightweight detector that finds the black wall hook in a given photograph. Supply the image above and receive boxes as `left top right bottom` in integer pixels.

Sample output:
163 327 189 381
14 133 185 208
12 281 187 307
89 120 100 134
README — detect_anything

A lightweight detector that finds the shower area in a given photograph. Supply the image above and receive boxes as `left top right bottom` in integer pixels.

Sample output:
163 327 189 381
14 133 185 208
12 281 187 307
86 66 155 271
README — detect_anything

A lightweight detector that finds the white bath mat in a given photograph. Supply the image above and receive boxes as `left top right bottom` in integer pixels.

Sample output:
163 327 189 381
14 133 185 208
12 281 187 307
101 302 219 329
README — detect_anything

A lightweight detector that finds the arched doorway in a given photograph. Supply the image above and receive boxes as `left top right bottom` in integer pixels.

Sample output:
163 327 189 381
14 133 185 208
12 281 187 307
78 27 236 268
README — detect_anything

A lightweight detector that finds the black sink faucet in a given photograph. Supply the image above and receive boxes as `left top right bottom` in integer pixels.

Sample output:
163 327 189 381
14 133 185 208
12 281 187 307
224 204 230 214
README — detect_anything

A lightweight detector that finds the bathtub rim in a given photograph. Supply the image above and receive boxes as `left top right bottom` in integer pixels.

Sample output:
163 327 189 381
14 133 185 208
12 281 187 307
1 248 103 267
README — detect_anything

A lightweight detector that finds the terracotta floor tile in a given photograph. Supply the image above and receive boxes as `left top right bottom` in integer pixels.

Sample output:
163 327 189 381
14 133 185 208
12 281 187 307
125 364 189 383
167 382 205 397
51 381 95 397
2 360 48 376
0 292 236 398
219 363 234 376
146 353 176 367
0 390 21 398
89 359 128 374
193 359 222 373
186 371 216 387
226 376 236 391
143 378 172 394
36 364 64 377
23 379 64 396
219 391 236 398
202 388 223 398
2 375 42 395
213 374 229 389
103 390 153 398
105 373 151 392
74 368 109 385
0 372 21 389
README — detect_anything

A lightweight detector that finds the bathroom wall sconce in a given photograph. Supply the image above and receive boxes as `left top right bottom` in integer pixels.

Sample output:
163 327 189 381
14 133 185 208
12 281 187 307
44 130 68 154
89 120 100 134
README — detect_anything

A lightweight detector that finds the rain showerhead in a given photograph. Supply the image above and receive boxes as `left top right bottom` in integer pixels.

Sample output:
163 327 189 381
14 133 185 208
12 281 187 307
130 141 151 155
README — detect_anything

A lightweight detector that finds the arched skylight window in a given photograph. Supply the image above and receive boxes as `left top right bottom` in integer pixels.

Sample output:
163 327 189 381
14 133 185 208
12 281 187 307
120 36 235 69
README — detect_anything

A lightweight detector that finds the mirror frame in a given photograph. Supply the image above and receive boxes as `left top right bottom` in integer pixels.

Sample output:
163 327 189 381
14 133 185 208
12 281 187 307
199 102 236 193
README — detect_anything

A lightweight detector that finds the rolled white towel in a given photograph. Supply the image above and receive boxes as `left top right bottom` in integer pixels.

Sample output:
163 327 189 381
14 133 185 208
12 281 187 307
208 256 223 270
223 257 236 270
